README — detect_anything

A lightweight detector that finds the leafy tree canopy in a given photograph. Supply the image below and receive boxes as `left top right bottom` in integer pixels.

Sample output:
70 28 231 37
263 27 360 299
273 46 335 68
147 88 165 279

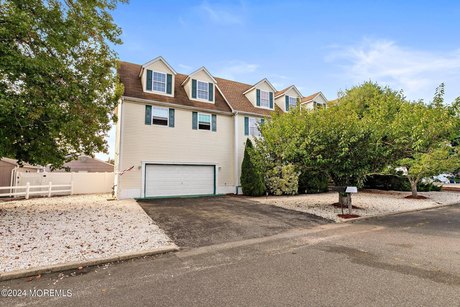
0 0 125 167
256 81 460 198
257 81 406 187
390 86 460 196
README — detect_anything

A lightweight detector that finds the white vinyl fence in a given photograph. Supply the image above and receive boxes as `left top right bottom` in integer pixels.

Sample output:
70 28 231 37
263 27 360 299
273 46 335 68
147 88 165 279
4 172 115 197
0 182 72 199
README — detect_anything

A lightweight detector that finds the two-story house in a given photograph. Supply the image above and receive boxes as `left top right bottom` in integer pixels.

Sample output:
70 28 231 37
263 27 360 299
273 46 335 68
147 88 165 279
115 56 328 199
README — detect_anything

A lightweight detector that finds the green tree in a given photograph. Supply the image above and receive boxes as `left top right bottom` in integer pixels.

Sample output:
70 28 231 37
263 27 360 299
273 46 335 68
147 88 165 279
0 0 125 167
256 82 406 204
240 139 266 196
391 100 460 197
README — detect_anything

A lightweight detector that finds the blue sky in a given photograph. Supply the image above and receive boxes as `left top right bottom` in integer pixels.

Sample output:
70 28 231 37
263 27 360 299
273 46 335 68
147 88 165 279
97 0 460 160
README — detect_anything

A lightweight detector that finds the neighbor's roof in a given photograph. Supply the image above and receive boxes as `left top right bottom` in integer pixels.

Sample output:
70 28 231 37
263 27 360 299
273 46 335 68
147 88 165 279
301 92 321 103
1 157 43 169
275 85 303 99
118 61 273 116
48 155 114 173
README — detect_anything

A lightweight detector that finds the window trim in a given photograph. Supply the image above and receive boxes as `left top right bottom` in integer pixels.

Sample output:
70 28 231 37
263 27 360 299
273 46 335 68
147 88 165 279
198 112 212 131
152 71 167 93
196 80 210 101
145 70 174 96
258 90 272 109
288 96 297 108
249 117 262 137
151 106 169 127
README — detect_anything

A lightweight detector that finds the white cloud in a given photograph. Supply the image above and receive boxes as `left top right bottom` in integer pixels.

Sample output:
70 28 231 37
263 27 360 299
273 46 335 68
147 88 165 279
215 61 258 80
178 63 193 72
198 1 246 26
327 39 460 102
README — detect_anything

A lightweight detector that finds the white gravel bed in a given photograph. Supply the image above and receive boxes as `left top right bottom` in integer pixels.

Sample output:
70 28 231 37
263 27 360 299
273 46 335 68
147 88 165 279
0 194 175 274
251 190 460 222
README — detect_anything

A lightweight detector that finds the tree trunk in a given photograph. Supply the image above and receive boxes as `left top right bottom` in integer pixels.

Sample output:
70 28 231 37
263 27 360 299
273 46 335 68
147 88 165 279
410 180 418 198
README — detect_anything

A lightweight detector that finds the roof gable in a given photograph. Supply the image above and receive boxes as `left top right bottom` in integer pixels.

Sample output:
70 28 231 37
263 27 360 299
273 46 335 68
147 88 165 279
140 56 177 76
119 61 279 117
301 92 320 103
242 78 277 95
275 85 303 99
181 66 217 86
119 61 232 113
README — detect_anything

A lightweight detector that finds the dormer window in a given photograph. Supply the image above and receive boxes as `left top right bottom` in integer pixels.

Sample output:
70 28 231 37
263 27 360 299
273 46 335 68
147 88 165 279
153 72 166 92
288 96 297 107
197 80 209 100
145 69 173 95
260 90 270 108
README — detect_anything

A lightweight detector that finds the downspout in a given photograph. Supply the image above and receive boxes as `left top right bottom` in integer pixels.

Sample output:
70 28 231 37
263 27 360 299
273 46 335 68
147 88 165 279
234 111 239 194
114 98 124 199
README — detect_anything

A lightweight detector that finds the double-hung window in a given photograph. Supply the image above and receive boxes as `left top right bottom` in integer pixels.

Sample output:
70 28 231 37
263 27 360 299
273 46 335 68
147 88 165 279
288 96 297 108
153 72 166 93
198 113 211 130
260 90 270 108
249 117 261 137
152 106 169 126
197 81 209 100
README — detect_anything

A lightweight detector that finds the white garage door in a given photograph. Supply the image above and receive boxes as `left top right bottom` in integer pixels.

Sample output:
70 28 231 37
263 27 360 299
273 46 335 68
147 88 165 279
145 164 215 197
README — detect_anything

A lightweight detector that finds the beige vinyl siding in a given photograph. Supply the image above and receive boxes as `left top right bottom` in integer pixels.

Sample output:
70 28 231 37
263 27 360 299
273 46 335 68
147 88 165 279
235 114 264 186
303 94 328 110
117 100 234 198
113 103 122 196
314 94 328 105
244 81 274 108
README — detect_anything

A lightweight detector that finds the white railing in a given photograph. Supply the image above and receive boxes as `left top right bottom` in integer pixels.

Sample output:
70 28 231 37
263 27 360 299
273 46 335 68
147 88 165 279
0 182 73 199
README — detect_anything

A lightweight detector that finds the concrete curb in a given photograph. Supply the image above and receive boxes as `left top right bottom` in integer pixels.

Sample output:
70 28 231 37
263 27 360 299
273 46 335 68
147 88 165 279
338 202 459 224
0 245 179 282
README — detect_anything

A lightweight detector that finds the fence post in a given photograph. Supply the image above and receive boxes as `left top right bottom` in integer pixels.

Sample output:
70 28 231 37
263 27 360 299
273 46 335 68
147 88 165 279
25 182 30 199
70 181 74 195
48 181 52 197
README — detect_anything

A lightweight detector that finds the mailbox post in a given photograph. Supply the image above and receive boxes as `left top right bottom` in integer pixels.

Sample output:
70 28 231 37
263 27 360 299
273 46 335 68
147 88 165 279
332 186 358 215
345 186 358 215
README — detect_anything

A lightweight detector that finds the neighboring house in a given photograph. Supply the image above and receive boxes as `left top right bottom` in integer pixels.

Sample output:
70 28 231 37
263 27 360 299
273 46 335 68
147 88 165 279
115 56 328 199
47 156 114 173
0 158 44 187
275 85 304 113
301 91 328 110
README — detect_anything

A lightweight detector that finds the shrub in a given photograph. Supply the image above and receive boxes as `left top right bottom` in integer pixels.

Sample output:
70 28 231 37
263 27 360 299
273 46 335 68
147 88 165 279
240 139 266 196
298 171 329 194
266 164 299 196
417 182 442 192
363 174 410 191
364 174 442 191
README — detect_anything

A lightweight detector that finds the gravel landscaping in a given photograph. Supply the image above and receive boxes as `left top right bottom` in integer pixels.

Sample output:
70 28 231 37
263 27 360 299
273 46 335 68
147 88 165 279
0 194 176 274
251 190 460 222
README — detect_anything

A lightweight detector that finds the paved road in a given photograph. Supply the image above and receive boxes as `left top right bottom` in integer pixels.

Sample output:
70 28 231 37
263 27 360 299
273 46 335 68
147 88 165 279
1 205 459 307
138 196 328 247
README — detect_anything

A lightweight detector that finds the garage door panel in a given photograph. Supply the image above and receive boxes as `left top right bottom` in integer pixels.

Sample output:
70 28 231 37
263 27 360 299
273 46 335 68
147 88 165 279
145 164 214 197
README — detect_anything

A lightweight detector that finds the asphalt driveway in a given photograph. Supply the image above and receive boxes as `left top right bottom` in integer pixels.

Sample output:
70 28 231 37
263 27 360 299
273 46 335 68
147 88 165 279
3 204 459 307
138 196 329 247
